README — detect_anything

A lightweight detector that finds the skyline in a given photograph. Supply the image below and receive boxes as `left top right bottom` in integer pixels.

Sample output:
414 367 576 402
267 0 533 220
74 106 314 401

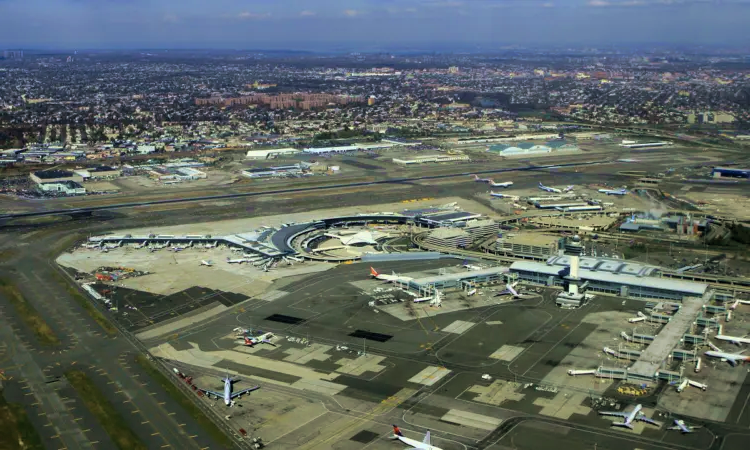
1 0 750 49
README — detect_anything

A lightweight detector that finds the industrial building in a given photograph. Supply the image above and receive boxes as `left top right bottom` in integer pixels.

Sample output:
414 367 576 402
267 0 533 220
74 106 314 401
392 154 470 165
245 148 301 160
241 163 310 178
712 167 750 179
39 181 86 195
302 143 394 154
30 169 84 185
486 140 578 157
73 166 122 180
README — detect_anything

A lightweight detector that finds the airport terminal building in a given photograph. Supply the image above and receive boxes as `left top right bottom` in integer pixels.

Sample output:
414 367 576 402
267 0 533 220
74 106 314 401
509 256 708 302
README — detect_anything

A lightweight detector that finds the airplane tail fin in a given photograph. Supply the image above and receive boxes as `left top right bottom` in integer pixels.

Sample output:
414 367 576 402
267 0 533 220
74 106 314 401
423 430 431 445
392 425 403 437
612 422 633 429
370 267 379 277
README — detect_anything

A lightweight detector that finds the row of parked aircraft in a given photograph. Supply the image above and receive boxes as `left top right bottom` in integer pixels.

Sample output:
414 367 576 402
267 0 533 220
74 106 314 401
598 404 701 433
598 188 629 196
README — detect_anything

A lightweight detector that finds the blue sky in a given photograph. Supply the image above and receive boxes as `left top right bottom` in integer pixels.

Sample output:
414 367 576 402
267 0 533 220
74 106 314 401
1 0 748 49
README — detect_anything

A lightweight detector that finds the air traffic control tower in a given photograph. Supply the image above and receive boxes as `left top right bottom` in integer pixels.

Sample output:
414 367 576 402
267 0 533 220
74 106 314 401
556 235 589 307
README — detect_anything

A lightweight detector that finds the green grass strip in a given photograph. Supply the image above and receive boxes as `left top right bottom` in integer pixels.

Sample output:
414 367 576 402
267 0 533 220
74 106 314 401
0 395 46 450
65 370 148 450
0 278 60 346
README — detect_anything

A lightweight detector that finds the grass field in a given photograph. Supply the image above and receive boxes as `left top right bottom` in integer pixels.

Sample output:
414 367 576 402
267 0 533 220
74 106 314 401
0 395 46 450
0 278 60 346
65 370 148 450
51 270 117 336
134 355 235 448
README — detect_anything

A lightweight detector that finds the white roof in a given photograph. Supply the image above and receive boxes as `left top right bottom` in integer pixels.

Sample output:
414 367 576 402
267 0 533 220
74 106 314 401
510 261 707 295
340 231 379 246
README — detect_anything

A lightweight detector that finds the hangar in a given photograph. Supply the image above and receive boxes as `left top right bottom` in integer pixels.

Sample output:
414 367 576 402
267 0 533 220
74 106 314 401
712 167 750 179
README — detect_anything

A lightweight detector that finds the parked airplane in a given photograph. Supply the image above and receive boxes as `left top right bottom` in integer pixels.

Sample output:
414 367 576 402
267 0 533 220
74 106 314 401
598 404 658 429
472 175 491 183
704 349 750 366
171 245 188 252
617 159 640 163
538 182 562 193
200 260 214 266
198 375 260 407
414 290 443 307
370 267 414 283
391 425 442 450
668 419 702 433
490 191 520 200
495 282 521 298
240 332 275 347
487 179 513 188
134 241 148 249
598 188 629 196
714 334 750 346
226 257 251 264
563 185 575 192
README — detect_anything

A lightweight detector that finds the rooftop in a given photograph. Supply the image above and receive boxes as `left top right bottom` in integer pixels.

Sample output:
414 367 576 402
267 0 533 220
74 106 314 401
411 266 509 286
33 169 75 179
498 233 560 246
629 295 707 379
546 255 659 277
511 260 708 295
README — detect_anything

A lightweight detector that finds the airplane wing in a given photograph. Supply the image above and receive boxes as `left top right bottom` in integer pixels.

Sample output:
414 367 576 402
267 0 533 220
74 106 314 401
599 411 628 418
508 285 519 297
636 416 658 425
199 388 224 398
422 430 431 446
230 386 260 399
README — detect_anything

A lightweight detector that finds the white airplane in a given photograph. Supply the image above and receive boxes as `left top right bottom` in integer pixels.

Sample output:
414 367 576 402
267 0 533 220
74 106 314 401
563 185 575 192
617 158 640 163
391 425 442 450
226 257 251 264
668 419 702 434
370 267 414 283
714 334 750 346
240 332 275 347
134 241 148 249
598 188 629 196
171 245 187 252
495 282 520 298
198 375 260 407
704 349 750 366
472 174 491 182
487 179 513 188
538 182 562 193
598 404 658 429
490 191 520 200
200 260 214 266
414 290 442 307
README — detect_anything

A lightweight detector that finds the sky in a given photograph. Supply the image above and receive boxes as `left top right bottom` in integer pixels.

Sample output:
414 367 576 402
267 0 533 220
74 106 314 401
1 0 749 50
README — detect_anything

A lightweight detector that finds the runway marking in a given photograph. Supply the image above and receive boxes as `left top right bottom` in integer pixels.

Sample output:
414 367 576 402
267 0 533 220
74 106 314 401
168 412 176 416
189 435 198 438
131 410 140 414
38 412 46 416
74 417 82 421
179 423 186 427
141 421 150 424
151 432 160 436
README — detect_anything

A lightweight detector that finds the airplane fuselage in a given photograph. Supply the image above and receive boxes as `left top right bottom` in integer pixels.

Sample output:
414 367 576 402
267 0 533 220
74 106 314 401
396 435 443 450
705 350 750 365
715 335 750 345
223 378 232 405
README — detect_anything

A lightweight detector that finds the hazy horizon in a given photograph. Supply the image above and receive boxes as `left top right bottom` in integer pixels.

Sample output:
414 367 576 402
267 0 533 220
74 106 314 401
1 0 750 49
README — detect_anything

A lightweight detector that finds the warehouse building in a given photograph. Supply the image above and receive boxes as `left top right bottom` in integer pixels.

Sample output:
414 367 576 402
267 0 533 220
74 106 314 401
245 148 300 160
39 180 86 195
30 169 84 185
392 154 470 165
74 166 121 180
